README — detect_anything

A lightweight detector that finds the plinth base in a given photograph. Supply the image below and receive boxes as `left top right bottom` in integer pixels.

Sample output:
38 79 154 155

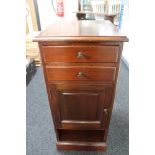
56 141 107 151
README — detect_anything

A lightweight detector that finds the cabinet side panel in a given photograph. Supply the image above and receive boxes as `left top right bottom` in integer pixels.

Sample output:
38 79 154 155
38 43 60 140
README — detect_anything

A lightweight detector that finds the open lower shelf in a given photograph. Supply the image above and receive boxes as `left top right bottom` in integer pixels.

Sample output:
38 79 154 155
56 129 107 151
58 129 105 142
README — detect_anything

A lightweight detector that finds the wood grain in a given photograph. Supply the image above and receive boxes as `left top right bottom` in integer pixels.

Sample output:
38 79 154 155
34 20 128 151
46 66 116 81
56 141 107 151
33 20 128 42
42 45 119 63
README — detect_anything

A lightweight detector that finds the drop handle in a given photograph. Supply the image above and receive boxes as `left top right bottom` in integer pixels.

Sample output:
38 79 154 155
76 52 86 58
76 72 86 78
104 108 108 115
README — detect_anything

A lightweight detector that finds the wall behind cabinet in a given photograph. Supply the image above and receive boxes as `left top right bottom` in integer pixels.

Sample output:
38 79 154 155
37 0 78 30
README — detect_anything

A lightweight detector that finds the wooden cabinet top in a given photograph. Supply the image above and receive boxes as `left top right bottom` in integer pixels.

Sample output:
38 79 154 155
34 20 128 42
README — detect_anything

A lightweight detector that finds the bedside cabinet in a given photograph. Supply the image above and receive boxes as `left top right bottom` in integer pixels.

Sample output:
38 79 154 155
34 20 128 151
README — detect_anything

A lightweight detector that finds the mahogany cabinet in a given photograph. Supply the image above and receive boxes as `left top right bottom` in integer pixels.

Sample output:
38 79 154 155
34 20 128 151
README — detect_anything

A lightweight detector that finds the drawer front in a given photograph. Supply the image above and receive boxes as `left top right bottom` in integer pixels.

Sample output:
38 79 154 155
46 66 116 81
42 45 119 63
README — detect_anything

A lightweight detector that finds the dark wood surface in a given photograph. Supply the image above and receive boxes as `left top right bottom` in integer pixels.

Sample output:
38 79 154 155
58 130 105 142
42 45 119 63
34 20 128 151
49 82 113 130
46 66 116 81
33 20 128 42
56 141 107 151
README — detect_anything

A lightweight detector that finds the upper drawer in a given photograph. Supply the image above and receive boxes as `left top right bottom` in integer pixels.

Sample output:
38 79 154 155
42 45 119 63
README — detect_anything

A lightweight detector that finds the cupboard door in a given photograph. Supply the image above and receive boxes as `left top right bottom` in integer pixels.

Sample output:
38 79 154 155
49 82 113 130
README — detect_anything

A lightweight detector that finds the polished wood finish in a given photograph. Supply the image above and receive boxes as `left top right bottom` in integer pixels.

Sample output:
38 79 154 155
56 141 107 151
42 45 119 63
34 20 128 151
49 82 112 130
33 20 128 42
46 66 116 81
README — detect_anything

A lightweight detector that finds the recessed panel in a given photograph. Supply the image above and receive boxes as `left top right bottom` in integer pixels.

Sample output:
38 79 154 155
59 92 99 121
49 82 113 129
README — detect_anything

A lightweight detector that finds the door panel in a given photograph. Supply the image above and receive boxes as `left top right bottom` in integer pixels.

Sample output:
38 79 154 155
49 82 113 129
59 92 99 120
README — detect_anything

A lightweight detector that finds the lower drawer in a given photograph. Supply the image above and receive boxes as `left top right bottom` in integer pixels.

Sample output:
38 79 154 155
46 66 116 82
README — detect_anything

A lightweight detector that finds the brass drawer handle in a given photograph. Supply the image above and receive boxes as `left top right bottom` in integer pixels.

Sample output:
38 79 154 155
77 72 86 78
104 108 108 115
76 52 86 58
